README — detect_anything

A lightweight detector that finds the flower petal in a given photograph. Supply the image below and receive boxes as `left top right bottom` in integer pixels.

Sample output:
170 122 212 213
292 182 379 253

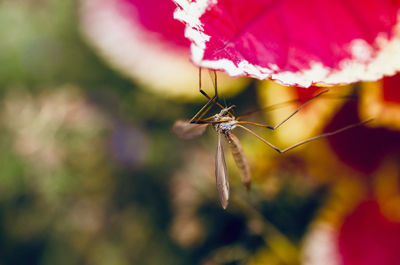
80 0 245 99
325 99 400 174
360 74 400 130
303 197 400 265
338 200 400 265
174 0 400 87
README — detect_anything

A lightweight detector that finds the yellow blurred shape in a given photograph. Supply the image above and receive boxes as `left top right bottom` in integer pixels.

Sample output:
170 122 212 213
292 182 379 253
79 0 247 100
360 80 400 130
374 159 400 222
258 81 352 147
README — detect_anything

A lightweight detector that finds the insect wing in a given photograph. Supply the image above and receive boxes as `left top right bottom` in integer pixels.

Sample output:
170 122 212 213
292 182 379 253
215 133 230 209
172 119 208 139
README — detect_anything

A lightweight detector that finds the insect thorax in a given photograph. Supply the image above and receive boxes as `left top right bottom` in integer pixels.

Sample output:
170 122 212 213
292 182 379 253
213 115 237 133
219 120 237 131
212 105 238 133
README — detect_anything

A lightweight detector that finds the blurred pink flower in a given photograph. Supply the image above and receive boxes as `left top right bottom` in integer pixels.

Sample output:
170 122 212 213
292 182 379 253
304 198 400 265
80 0 244 99
325 102 400 174
325 76 400 174
338 200 400 265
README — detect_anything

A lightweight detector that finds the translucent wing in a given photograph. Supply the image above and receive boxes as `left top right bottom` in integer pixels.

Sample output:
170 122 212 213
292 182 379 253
215 133 230 209
172 119 208 139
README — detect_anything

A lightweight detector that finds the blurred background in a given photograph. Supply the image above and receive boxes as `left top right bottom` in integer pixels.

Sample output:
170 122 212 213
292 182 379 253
1 1 400 265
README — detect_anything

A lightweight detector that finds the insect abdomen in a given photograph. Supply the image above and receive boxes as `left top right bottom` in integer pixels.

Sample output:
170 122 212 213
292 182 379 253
225 131 251 190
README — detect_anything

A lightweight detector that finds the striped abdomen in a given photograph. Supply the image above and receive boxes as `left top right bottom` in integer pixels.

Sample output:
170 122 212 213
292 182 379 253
224 131 251 189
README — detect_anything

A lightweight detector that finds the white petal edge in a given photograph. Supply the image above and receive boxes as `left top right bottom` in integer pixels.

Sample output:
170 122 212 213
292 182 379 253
302 223 341 265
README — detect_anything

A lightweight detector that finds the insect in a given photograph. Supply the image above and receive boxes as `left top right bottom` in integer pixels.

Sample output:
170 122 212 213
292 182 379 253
173 69 372 209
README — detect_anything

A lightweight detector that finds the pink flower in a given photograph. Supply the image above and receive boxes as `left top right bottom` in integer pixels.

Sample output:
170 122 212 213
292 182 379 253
304 198 400 265
174 0 400 87
338 200 400 265
80 0 244 98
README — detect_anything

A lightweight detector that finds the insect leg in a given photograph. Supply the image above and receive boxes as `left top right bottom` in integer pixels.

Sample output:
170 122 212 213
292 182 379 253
199 69 230 111
236 93 357 121
190 69 227 123
238 89 329 130
276 119 373 153
237 118 373 153
266 89 329 130
189 101 215 123
190 69 234 123
189 69 219 123
236 125 283 153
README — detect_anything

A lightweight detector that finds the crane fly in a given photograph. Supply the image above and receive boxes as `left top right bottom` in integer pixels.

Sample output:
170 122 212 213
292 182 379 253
173 69 373 209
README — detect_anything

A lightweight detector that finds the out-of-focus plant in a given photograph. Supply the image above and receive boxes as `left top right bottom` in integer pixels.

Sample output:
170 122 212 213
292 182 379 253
1 0 400 265
79 0 246 100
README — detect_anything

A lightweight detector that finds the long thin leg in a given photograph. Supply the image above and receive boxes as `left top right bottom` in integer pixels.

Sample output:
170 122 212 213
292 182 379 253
207 70 236 118
236 93 357 121
237 99 300 120
237 121 275 127
195 106 238 124
237 89 329 130
200 71 231 112
189 69 222 123
209 69 218 100
268 89 329 130
236 125 281 152
198 68 217 101
189 99 215 123
236 118 373 153
190 69 233 123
